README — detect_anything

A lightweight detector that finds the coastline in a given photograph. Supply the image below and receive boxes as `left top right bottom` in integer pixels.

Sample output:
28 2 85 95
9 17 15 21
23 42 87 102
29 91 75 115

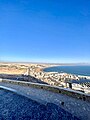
78 75 90 79
0 63 90 94
42 65 90 80
0 63 90 85
41 64 59 72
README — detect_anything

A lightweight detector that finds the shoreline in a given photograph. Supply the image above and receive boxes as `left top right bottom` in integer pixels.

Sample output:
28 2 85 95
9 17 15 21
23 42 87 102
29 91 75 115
78 75 90 79
41 64 59 72
42 66 90 80
0 63 90 94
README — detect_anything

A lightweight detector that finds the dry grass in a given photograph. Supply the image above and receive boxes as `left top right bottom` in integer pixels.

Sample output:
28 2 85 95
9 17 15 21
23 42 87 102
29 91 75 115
0 64 27 74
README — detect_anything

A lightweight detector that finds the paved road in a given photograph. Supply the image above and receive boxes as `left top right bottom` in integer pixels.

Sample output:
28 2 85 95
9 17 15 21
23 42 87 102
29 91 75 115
0 89 79 120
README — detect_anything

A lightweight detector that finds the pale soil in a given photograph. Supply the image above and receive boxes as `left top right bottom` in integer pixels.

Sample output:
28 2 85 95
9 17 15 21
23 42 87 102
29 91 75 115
0 63 55 74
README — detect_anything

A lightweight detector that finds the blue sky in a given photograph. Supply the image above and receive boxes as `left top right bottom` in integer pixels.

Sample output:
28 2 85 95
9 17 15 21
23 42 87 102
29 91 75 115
0 0 90 63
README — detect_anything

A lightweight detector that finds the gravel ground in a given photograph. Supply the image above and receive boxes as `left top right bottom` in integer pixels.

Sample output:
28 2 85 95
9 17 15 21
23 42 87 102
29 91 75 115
0 89 79 120
0 82 90 120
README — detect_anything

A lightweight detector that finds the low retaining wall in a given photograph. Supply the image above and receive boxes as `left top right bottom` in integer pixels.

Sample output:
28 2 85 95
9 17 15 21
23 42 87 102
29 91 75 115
0 78 90 102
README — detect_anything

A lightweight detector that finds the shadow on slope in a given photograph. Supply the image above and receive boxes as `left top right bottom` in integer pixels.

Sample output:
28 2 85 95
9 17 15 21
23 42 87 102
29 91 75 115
0 74 48 85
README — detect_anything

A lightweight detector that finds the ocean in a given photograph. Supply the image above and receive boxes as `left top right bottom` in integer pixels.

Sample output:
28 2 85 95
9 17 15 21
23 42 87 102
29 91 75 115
44 65 90 76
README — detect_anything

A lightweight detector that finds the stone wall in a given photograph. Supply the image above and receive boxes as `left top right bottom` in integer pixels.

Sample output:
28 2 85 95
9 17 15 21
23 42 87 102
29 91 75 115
0 78 90 102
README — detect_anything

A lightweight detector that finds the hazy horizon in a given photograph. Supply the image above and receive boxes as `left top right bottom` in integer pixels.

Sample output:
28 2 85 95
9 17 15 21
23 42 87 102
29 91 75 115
0 60 90 65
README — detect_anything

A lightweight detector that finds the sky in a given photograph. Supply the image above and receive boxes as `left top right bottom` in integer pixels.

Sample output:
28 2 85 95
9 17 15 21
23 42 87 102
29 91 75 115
0 0 90 63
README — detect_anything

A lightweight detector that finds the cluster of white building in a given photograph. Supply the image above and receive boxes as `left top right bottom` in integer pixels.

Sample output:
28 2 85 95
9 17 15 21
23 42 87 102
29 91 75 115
25 65 78 86
24 64 90 94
